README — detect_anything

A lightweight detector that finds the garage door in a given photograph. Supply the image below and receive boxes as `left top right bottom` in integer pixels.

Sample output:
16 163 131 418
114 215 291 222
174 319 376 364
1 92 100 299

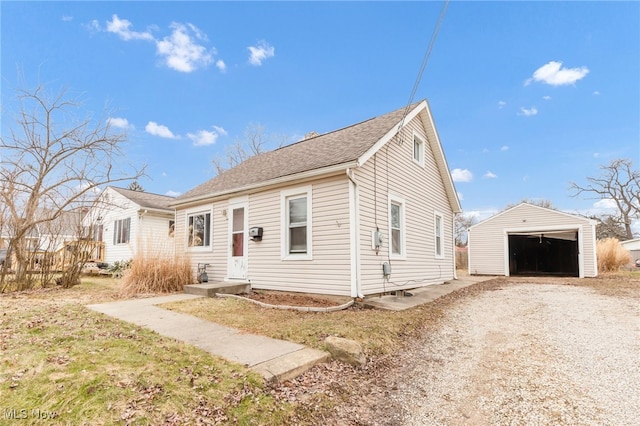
508 231 579 277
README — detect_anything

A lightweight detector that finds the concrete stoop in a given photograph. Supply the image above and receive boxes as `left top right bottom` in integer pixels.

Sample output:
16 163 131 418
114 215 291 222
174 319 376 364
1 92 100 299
250 348 330 383
184 282 250 297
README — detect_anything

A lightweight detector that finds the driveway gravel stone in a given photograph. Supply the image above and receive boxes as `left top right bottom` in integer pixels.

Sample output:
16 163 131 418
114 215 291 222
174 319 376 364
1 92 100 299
386 284 640 425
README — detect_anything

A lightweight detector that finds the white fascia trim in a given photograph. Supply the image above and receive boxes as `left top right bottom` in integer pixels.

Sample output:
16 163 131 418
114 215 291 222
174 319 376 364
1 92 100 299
357 101 427 167
280 185 313 261
421 101 462 214
171 162 354 208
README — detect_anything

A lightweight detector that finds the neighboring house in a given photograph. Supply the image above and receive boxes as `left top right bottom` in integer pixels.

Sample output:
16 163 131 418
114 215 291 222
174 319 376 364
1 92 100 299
171 100 461 297
83 187 176 264
0 209 90 270
620 238 640 264
468 203 598 278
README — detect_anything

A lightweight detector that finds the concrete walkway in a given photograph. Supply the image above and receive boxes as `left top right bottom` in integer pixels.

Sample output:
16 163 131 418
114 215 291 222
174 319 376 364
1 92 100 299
362 275 496 311
86 294 328 383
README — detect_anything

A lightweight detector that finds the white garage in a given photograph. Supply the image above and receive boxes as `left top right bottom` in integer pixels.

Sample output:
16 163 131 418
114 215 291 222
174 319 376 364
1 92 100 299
468 203 598 278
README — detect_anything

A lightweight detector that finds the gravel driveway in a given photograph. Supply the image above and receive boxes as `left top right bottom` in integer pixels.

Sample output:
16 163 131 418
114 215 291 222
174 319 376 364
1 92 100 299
377 283 640 425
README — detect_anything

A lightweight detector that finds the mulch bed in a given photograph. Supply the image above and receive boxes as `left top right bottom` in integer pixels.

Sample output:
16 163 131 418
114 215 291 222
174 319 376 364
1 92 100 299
242 290 350 308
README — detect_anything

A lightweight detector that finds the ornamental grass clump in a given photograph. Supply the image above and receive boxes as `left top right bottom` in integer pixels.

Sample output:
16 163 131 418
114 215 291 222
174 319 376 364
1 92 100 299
121 254 193 297
596 238 631 272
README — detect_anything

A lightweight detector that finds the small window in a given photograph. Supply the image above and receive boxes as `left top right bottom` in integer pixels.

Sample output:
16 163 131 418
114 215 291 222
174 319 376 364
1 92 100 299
113 218 130 245
187 212 211 248
389 196 406 259
281 186 312 260
413 134 425 166
435 212 444 258
168 220 175 238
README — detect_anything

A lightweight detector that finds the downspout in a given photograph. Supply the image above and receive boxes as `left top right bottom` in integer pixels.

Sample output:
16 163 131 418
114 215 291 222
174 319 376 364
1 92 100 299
452 212 458 280
346 168 364 299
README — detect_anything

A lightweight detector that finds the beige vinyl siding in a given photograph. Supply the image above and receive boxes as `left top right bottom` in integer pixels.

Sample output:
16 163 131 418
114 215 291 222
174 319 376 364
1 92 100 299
176 203 226 283
136 213 175 257
468 203 597 277
248 175 352 296
356 118 455 295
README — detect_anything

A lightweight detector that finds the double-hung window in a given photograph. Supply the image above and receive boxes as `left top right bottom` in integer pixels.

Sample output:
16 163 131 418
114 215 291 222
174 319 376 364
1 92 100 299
389 196 406 259
113 218 130 245
413 134 425 166
187 211 211 248
434 212 444 258
281 186 312 260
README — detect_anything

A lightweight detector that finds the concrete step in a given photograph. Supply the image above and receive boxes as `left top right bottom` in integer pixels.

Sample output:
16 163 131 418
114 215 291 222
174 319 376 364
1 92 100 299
250 347 330 383
184 282 250 297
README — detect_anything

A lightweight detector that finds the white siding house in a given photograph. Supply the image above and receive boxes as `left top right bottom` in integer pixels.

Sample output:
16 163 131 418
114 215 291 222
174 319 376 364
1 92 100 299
468 203 598 278
172 100 461 296
83 187 176 265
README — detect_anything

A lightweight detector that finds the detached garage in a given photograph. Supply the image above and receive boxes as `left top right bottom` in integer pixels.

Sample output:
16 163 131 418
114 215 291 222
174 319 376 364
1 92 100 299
468 203 598 278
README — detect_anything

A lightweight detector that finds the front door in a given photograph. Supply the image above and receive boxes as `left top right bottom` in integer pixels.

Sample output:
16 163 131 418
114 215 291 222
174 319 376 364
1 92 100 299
227 201 248 279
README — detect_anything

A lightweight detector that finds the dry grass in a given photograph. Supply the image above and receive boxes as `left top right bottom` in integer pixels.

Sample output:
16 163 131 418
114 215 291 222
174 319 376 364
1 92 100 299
121 255 193 297
597 238 632 272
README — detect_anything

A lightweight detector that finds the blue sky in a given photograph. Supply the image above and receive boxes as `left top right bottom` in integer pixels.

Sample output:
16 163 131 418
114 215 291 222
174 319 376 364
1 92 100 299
2 1 639 224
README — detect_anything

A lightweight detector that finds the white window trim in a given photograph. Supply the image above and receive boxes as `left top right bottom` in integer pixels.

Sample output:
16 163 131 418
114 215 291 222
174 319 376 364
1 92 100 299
388 195 406 260
412 132 425 167
281 185 313 261
434 211 445 259
113 217 131 245
185 206 213 252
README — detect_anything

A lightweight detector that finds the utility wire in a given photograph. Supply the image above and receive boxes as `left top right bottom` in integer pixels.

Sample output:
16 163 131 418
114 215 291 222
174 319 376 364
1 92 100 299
399 0 450 129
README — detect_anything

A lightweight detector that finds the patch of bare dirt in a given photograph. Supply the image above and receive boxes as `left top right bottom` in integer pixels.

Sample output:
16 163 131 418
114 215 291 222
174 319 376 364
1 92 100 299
242 290 351 308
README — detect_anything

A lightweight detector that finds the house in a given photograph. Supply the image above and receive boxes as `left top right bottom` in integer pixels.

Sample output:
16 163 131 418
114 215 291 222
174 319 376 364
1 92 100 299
171 100 461 297
620 238 640 264
468 203 598 278
0 209 97 270
83 187 176 265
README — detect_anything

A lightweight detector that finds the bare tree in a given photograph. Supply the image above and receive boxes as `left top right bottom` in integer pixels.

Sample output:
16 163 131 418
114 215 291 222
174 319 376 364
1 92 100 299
506 198 555 210
0 83 145 290
589 214 629 241
570 158 639 240
212 123 289 175
128 180 145 192
455 213 477 246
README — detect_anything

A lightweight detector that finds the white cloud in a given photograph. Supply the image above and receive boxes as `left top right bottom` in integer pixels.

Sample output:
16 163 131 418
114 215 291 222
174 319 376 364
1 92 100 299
161 172 168 177
165 190 181 197
145 121 178 139
542 95 552 100
593 90 600 95
482 148 490 154
156 22 214 72
62 15 73 22
593 198 617 210
498 101 506 109
248 40 275 66
484 171 497 179
525 61 589 86
518 107 538 117
106 14 154 41
216 60 227 72
451 168 473 183
500 145 509 151
593 152 600 158
108 117 132 129
212 125 228 136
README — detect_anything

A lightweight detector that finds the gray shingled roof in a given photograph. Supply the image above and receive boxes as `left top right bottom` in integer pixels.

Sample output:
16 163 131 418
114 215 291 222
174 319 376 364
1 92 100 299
176 102 422 203
110 187 175 211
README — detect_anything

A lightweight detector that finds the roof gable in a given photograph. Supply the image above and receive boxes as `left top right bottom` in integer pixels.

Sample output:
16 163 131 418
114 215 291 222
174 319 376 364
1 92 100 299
175 102 425 205
469 202 597 230
109 187 175 211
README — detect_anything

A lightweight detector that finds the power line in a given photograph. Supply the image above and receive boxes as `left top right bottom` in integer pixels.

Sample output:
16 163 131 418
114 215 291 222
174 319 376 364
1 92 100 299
399 0 450 129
